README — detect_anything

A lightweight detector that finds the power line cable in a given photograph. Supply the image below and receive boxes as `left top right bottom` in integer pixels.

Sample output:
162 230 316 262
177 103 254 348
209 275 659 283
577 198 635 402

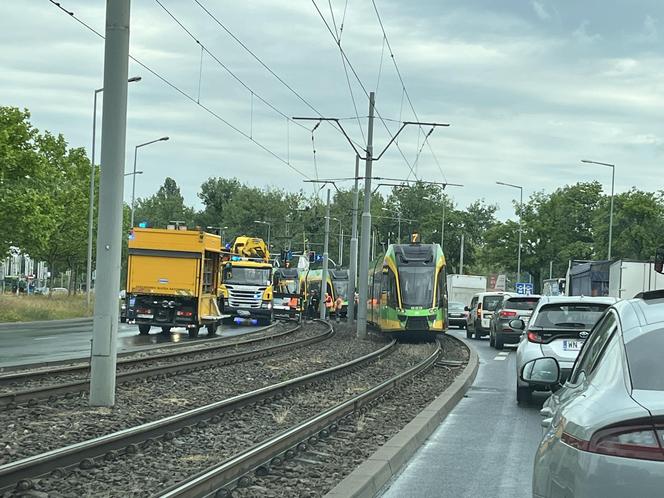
310 0 418 179
48 0 311 179
370 0 447 182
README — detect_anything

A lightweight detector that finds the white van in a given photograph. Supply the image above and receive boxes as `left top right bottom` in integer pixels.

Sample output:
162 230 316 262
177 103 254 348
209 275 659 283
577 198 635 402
465 291 515 339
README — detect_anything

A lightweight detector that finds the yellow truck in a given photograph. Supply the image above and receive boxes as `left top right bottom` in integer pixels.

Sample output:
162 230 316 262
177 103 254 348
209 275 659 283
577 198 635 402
218 236 273 325
126 227 223 338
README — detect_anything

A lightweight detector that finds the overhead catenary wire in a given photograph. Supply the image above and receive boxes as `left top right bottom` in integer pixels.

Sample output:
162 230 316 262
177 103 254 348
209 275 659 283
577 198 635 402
370 0 448 183
48 0 311 179
192 0 364 151
310 0 419 180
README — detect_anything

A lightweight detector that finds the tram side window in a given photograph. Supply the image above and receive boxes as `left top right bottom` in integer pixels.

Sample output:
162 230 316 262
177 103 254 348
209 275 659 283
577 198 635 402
437 268 447 308
373 273 382 303
386 269 398 307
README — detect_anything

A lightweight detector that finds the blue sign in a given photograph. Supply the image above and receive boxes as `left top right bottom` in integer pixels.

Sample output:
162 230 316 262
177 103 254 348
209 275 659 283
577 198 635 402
516 282 534 295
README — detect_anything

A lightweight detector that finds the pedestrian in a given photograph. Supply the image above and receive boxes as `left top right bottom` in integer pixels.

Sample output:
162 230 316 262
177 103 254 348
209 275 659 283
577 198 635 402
324 292 333 320
353 292 359 320
310 290 320 320
335 296 344 322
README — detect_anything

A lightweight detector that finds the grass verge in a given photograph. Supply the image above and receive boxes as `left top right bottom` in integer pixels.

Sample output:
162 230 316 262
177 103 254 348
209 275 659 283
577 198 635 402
0 294 92 323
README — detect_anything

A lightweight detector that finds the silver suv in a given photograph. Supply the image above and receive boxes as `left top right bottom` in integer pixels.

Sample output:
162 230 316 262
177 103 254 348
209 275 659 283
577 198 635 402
513 295 617 404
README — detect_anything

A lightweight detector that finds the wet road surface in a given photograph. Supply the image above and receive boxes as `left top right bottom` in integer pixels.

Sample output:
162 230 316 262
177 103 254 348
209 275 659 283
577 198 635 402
0 321 265 368
380 328 546 498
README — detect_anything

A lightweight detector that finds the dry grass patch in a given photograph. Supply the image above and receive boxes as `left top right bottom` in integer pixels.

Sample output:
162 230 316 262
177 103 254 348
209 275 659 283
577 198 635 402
271 406 291 425
0 294 91 323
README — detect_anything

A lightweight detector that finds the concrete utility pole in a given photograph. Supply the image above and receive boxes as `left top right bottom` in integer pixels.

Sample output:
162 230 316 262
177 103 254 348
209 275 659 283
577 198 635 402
320 188 331 319
89 0 131 407
347 155 360 321
357 93 375 339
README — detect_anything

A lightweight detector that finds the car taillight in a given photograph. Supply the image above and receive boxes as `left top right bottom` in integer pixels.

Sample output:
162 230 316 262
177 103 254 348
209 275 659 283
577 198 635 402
176 310 193 317
136 307 152 314
477 305 482 318
588 423 664 461
499 310 517 318
562 422 664 462
527 330 542 343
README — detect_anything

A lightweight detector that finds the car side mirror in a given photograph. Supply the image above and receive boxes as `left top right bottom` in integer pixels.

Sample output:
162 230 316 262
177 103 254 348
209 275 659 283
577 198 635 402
509 319 525 330
521 357 560 386
464 306 470 312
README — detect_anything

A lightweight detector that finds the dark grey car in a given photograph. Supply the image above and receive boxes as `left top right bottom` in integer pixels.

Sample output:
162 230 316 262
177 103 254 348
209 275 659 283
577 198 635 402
447 301 467 329
489 295 540 349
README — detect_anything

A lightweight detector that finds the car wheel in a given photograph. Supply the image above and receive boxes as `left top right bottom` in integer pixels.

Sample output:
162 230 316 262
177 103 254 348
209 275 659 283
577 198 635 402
489 331 495 348
495 333 504 350
516 385 532 405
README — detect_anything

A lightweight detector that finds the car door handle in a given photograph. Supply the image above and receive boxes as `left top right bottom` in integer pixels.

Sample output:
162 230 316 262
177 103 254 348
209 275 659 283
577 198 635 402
541 417 552 428
540 407 553 418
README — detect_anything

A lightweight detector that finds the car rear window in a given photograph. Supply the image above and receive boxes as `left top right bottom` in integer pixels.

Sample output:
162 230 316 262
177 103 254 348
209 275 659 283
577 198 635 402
448 302 465 312
533 303 608 329
626 329 664 391
505 297 540 310
482 295 503 311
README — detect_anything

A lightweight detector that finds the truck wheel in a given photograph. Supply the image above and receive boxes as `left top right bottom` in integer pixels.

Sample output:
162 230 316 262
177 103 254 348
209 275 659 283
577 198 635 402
206 322 218 336
161 326 171 335
138 324 151 335
188 327 200 339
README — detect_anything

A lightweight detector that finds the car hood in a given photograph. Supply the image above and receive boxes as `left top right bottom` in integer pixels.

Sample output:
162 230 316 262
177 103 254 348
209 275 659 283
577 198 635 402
631 389 664 417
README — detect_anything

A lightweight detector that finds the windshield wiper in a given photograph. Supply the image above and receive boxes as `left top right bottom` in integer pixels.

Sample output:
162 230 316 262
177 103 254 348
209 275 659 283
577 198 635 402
553 322 587 328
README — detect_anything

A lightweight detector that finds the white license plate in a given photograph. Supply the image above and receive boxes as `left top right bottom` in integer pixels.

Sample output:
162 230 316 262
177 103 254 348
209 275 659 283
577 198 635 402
137 313 153 319
563 339 584 351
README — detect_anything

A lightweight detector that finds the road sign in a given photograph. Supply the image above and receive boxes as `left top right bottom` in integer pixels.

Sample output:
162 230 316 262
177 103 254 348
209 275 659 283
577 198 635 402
516 282 534 295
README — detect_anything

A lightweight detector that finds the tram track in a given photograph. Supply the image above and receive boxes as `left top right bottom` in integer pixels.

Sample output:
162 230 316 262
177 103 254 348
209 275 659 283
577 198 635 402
0 322 398 495
0 321 327 409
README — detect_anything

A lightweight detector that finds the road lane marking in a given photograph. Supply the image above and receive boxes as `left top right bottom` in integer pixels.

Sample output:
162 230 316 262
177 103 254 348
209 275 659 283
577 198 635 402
494 352 510 361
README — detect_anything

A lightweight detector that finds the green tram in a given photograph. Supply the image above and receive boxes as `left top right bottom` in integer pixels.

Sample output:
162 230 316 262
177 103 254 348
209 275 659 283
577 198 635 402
368 243 448 336
300 268 349 317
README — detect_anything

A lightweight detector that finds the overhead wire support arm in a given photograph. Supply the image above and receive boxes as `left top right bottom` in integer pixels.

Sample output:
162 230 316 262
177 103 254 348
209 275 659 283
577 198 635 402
293 116 367 160
373 122 449 161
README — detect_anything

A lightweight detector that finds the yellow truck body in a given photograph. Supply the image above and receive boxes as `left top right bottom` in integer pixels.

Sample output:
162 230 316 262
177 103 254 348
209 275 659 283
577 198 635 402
127 228 223 337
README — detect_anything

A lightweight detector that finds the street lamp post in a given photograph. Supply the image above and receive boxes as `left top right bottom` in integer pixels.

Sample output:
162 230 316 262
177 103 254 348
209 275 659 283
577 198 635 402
130 136 170 228
86 76 141 309
331 217 343 265
496 181 524 284
581 159 616 260
253 220 272 247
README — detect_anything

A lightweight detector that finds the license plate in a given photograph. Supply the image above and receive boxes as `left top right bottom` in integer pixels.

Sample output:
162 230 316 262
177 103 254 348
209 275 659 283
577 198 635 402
137 313 153 319
563 339 583 351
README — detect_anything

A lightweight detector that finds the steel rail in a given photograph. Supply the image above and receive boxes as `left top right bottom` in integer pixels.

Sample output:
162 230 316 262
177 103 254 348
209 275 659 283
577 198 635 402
0 323 282 380
0 325 397 494
157 338 444 497
0 322 319 408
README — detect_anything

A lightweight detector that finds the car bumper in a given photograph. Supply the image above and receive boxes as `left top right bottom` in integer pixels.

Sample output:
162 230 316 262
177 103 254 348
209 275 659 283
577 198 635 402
448 317 466 327
495 329 523 343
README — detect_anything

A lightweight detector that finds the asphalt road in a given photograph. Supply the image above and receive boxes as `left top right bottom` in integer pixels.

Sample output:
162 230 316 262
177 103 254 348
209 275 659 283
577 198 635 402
0 321 265 368
380 328 546 498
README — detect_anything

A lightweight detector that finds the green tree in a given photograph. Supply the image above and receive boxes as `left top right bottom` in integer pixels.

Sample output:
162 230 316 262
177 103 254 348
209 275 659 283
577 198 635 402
133 177 195 229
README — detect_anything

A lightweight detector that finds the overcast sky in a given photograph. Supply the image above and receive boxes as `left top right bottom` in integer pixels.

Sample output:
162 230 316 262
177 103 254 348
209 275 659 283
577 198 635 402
2 0 662 220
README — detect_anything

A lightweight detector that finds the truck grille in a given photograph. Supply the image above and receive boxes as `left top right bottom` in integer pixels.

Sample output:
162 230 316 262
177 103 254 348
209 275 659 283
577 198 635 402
227 285 265 309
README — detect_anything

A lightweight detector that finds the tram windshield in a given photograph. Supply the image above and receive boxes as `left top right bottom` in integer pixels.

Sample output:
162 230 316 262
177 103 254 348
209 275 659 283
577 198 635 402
333 281 349 301
275 278 299 294
398 266 435 308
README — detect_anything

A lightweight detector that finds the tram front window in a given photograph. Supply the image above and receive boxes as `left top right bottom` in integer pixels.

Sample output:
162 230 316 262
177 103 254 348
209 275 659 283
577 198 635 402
333 281 349 301
398 267 434 308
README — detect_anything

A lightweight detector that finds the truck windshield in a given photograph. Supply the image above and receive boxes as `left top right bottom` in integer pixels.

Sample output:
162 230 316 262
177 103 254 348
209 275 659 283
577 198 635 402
333 281 349 301
223 267 272 286
398 267 434 308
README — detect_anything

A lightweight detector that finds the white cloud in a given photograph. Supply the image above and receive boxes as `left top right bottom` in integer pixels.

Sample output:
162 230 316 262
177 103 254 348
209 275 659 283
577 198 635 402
532 1 550 21
572 21 602 44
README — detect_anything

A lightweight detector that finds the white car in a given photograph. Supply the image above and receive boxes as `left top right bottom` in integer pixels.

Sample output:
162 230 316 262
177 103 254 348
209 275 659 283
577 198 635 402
522 291 664 498
513 295 617 404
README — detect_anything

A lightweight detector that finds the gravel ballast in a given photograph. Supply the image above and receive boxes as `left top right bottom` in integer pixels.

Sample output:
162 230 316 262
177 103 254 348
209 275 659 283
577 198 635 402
27 330 440 497
0 322 386 465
